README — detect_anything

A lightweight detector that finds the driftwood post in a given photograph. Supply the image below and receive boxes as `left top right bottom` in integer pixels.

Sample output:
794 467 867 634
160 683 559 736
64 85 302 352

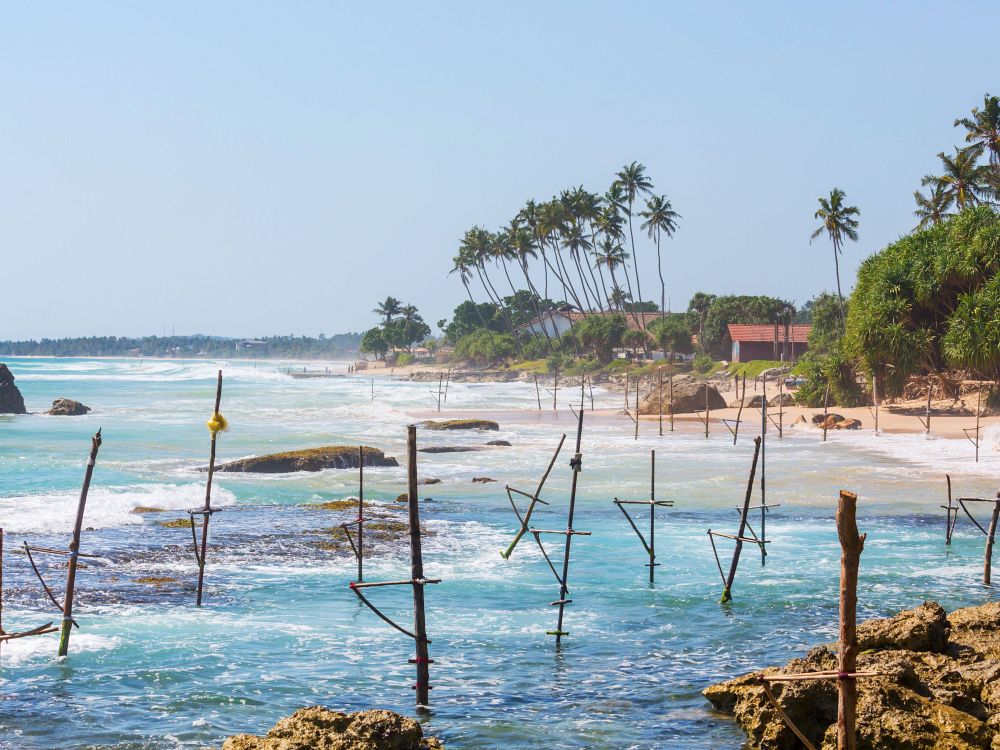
406 425 432 706
193 371 225 607
58 429 102 657
836 489 865 750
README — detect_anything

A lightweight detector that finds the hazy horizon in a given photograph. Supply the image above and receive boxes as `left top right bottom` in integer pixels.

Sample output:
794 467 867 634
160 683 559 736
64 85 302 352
3 1 998 340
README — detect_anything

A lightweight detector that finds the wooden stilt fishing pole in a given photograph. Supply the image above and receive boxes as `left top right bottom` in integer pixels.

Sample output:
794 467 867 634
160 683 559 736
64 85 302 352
443 369 451 403
587 376 594 411
634 376 640 441
669 371 675 432
58 429 102 656
613 450 674 583
984 495 1000 586
823 381 831 442
535 374 542 411
917 378 933 436
724 375 746 444
943 474 958 545
760 398 767 565
192 371 225 607
341 446 367 582
624 373 629 412
349 426 440 707
777 373 784 438
708 437 763 603
658 370 664 436
872 374 880 435
757 490 875 750
501 434 567 559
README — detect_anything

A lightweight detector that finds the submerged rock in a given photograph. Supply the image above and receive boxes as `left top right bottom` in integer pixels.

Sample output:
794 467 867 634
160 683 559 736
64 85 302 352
471 477 496 483
46 398 91 416
0 364 26 414
213 446 398 473
417 446 483 454
486 440 511 447
422 419 500 431
220 706 444 749
704 601 1000 749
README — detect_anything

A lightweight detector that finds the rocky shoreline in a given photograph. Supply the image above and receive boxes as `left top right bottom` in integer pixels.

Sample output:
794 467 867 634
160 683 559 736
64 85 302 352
705 601 1000 749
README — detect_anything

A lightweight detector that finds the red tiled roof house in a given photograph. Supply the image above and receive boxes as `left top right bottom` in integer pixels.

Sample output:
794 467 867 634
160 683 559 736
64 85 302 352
727 323 811 363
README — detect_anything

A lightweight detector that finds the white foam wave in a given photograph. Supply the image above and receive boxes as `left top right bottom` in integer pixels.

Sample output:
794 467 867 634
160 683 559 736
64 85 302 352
0 632 120 666
0 483 236 534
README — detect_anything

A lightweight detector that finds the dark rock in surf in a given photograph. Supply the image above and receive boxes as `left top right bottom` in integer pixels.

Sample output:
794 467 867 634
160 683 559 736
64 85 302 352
417 446 483 454
486 440 511 446
0 364 26 414
46 398 91 416
212 446 397 473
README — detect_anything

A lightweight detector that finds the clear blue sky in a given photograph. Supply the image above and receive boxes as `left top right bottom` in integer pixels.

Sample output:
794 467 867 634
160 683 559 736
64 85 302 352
2 2 997 339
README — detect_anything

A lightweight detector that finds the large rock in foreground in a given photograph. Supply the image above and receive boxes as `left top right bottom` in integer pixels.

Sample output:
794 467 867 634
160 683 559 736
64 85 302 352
640 380 726 415
213 446 398 473
0 364 26 414
704 601 1000 749
221 706 443 749
46 398 91 416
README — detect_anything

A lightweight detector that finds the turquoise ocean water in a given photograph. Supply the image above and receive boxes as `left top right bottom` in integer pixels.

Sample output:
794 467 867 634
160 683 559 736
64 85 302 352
1 357 999 749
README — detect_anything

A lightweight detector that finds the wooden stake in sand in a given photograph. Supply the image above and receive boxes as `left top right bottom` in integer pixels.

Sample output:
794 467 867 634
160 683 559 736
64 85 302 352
723 375 746 444
962 383 985 463
822 380 831 443
534 374 542 411
58 429 102 656
191 371 226 607
916 377 934 436
942 474 958 545
669 371 675 432
613 450 674 583
350 425 440 707
658 370 664 436
757 490 874 750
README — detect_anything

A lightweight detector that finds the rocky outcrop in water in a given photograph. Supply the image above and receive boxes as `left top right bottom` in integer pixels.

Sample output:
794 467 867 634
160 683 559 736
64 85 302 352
213 446 397 473
220 706 444 749
46 398 91 415
704 601 1000 749
422 419 500 431
0 364 26 414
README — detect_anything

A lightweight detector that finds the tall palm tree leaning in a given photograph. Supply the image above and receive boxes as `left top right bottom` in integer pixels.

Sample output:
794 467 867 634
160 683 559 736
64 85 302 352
639 194 681 318
811 188 860 327
614 162 654 324
449 247 499 362
372 296 402 327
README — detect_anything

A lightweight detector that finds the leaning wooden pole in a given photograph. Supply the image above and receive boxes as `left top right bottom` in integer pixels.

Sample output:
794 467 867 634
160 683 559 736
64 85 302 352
58 429 102 657
720 437 762 603
658 371 664 436
945 474 955 545
836 489 865 750
552 386 586 647
984 494 1000 586
406 425 432 706
535 374 542 411
195 371 225 607
648 450 656 583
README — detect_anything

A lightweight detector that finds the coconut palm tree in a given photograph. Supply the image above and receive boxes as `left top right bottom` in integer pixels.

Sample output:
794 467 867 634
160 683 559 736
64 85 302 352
921 148 990 210
811 188 860 326
955 93 1000 180
538 199 585 314
913 183 954 230
607 284 631 311
593 239 630 310
450 246 499 360
639 194 681 318
601 189 642 330
372 296 402 327
614 162 654 324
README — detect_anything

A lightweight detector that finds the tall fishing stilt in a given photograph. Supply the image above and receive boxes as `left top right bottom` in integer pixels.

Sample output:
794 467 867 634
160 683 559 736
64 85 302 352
669 372 675 432
192 371 226 607
613 450 673 583
760 397 767 566
58 429 102 656
836 490 865 750
634 376 640 441
658 371 663 436
822 381 831 442
406 425 432 705
535 374 542 411
341 446 367 583
707 437 762 603
349 426 440 707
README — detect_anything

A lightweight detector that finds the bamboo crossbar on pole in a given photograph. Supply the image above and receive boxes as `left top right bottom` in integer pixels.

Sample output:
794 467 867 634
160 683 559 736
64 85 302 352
612 450 674 582
58 428 102 657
